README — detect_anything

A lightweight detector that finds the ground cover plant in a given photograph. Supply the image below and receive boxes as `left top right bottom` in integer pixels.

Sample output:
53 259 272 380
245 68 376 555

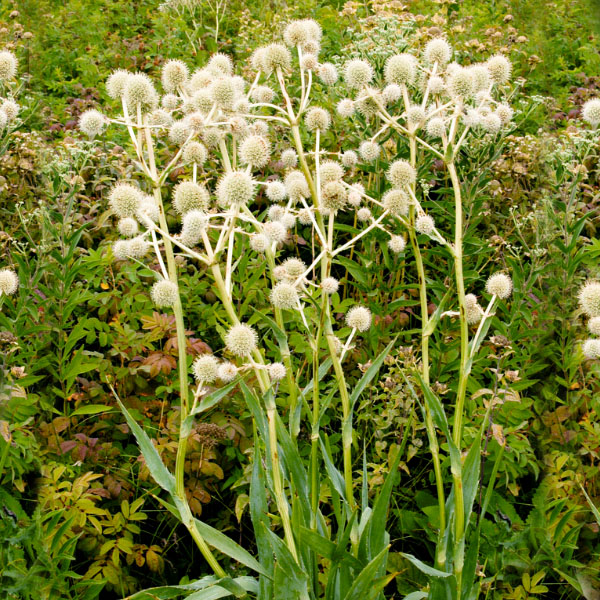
1 1 600 599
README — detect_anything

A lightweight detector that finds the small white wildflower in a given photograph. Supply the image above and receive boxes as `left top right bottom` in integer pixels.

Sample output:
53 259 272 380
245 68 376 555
263 221 287 243
579 281 600 317
387 160 416 188
173 181 210 215
270 282 299 309
218 362 238 382
588 316 600 336
346 306 372 332
268 362 287 381
281 149 298 168
109 183 143 219
318 62 338 85
382 84 402 104
424 38 452 65
192 354 219 383
266 181 287 203
305 106 331 131
341 150 358 168
79 109 106 137
225 324 258 356
582 98 600 127
487 55 512 84
182 141 208 165
321 277 339 294
161 59 189 92
344 59 373 89
359 141 380 162
0 50 18 81
118 217 139 238
582 339 600 360
0 268 18 296
416 214 435 236
216 171 256 207
151 279 178 307
336 98 355 118
385 53 417 86
388 235 406 254
486 272 513 299
357 207 371 222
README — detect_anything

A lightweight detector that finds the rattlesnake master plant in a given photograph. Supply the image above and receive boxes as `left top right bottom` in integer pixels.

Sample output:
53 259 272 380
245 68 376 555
84 18 518 599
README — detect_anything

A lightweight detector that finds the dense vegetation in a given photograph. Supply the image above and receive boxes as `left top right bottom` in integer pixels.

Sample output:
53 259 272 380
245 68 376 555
1 0 600 598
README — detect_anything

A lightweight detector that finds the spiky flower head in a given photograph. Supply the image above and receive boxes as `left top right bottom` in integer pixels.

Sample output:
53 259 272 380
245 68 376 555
407 105 426 128
0 268 18 295
321 181 347 211
109 183 143 219
151 279 178 307
482 113 502 134
388 235 406 254
263 221 287 243
284 20 309 47
305 107 331 132
344 59 373 89
266 182 287 203
169 120 192 145
384 53 417 86
582 98 600 127
239 135 271 168
285 171 309 200
270 282 299 309
487 55 512 84
469 65 491 92
112 240 131 261
465 302 484 325
225 324 258 357
320 160 344 183
336 98 355 118
268 205 285 222
0 110 6 131
588 316 600 336
268 362 287 382
298 208 313 225
582 339 600 360
251 85 275 104
416 214 435 236
428 75 445 95
347 182 364 207
359 141 380 162
426 117 445 138
495 104 514 125
383 189 410 216
118 217 139 237
181 210 208 245
579 281 600 317
346 306 372 332
282 257 306 279
0 99 17 122
79 109 106 137
161 59 189 92
321 277 339 294
424 38 452 65
250 233 269 253
210 77 237 110
127 236 151 258
261 44 292 73
486 272 513 299
173 181 210 215
182 141 208 165
382 84 402 104
448 68 474 99
193 354 219 383
217 171 256 207
300 53 318 71
148 108 173 127
341 150 358 168
387 160 416 188
355 90 380 119
318 62 338 85
208 53 234 76
0 50 18 81
162 93 179 110
106 69 130 99
218 362 238 382
138 196 160 223
281 149 298 168
124 73 158 112
357 207 371 222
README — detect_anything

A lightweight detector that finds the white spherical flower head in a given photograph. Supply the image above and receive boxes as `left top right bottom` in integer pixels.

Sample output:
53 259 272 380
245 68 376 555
482 113 502 134
407 105 426 128
261 43 292 73
0 268 18 296
161 59 189 92
282 257 306 279
284 20 309 47
268 362 287 382
383 189 410 216
416 214 435 236
579 281 600 317
285 171 309 200
321 181 347 211
138 196 160 223
148 108 173 127
428 75 445 95
263 221 287 243
448 68 475 99
464 293 478 309
387 160 416 188
268 204 286 221
250 233 269 253
127 235 151 258
321 277 339 294
1 99 18 122
469 65 491 92
495 104 514 125
208 53 234 76
281 213 296 229
0 110 6 131
162 93 179 110
300 53 318 71
106 69 130 99
193 354 219 383
79 109 106 137
173 181 210 215
359 141 380 162
318 62 338 85
588 316 600 335
266 182 287 203
341 150 358 168
382 84 402 104
466 303 484 325
0 50 18 81
582 339 600 360
225 324 258 357
487 55 512 84
270 282 299 309
169 120 192 146
356 207 371 222
217 171 256 207
250 85 274 104
302 18 322 42
151 279 178 307
388 235 406 254
210 77 238 110
582 98 600 127
181 210 208 245
182 141 208 166
344 59 373 90
426 117 446 138
346 306 372 332
109 183 143 219
112 240 131 261
424 38 452 65
239 135 271 168
319 160 344 183
281 149 298 168
385 53 417 86
118 217 139 238
124 73 158 112
355 89 380 119
486 272 513 299
336 98 355 118
305 107 331 132
218 362 238 382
